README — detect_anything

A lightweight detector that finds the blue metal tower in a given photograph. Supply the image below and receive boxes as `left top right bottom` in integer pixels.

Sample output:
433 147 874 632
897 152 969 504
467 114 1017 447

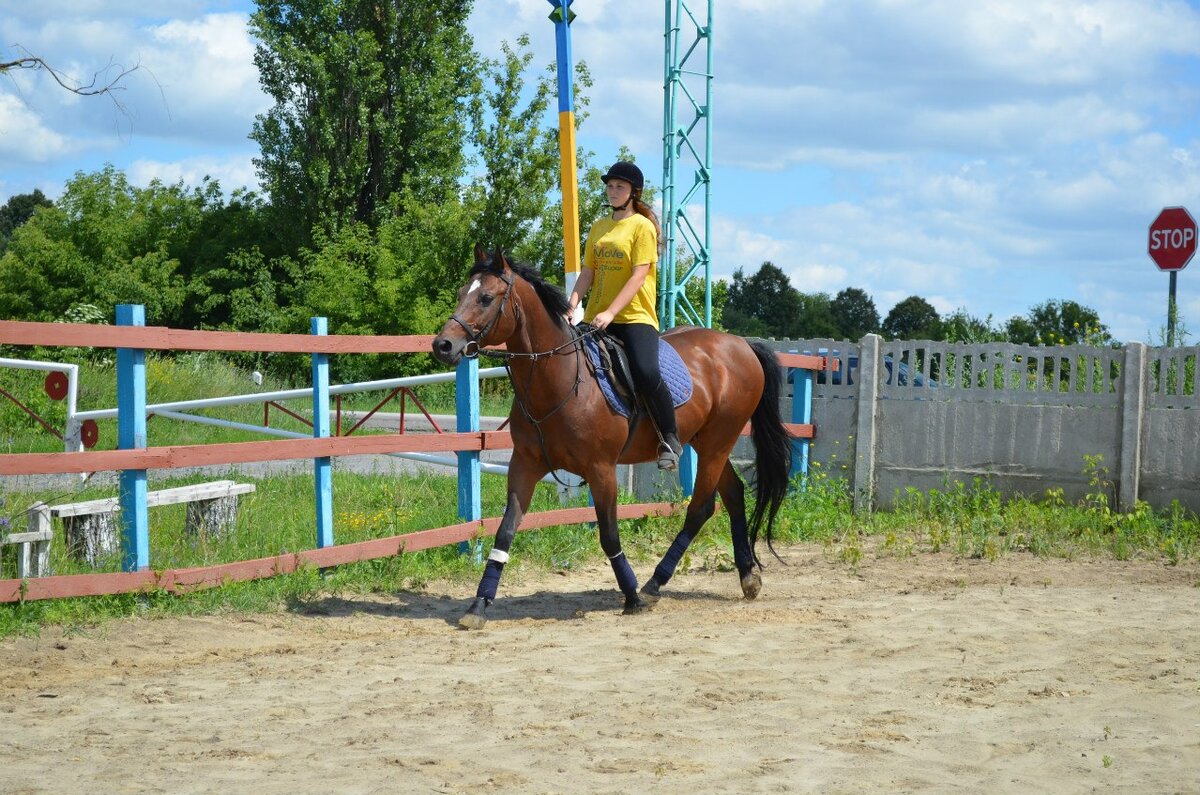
660 0 713 329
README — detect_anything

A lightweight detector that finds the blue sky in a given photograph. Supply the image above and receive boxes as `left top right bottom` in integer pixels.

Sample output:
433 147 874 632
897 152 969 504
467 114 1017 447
4 1 1200 343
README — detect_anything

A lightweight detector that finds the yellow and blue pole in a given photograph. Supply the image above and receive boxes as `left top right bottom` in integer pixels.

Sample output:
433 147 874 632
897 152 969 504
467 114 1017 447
548 0 581 314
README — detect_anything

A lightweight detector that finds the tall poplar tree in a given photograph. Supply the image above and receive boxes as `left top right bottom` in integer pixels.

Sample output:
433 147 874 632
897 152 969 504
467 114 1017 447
250 0 476 241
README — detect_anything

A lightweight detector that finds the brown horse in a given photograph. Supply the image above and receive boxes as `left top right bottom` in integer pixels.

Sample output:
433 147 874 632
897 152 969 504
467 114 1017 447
432 247 793 629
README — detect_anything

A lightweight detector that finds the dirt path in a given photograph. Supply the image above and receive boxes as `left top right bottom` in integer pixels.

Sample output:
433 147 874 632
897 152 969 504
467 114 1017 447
2 546 1198 794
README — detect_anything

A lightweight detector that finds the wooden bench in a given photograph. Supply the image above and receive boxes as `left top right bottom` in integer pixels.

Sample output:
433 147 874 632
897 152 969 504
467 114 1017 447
50 480 256 566
1 503 52 579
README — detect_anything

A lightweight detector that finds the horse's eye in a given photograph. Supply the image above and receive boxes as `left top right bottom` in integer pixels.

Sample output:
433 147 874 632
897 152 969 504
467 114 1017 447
480 294 495 307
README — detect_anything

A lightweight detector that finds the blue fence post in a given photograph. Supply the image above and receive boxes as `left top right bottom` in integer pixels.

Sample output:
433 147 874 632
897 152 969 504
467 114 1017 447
116 304 149 572
311 317 334 549
791 363 814 489
679 445 697 497
456 357 481 557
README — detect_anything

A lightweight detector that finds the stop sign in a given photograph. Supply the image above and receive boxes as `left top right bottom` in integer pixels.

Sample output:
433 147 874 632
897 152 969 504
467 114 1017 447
1148 206 1197 271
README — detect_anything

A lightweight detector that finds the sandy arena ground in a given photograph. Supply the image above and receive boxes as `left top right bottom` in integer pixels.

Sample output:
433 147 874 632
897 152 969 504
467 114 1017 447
2 544 1198 794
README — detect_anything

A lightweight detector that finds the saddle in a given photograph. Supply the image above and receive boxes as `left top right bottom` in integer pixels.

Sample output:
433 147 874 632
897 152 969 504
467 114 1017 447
577 323 693 420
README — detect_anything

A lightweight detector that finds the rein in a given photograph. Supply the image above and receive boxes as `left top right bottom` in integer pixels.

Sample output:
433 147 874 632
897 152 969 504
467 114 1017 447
455 269 600 486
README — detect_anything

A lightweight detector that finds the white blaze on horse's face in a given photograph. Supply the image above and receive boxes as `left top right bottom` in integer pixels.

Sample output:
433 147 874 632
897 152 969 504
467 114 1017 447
466 278 482 296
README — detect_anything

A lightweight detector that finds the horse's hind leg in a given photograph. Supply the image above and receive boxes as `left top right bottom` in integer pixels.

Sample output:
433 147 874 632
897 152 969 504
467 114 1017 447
640 454 729 604
714 461 762 600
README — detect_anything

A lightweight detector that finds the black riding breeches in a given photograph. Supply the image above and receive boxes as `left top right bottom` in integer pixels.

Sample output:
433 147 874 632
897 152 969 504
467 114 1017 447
607 322 677 437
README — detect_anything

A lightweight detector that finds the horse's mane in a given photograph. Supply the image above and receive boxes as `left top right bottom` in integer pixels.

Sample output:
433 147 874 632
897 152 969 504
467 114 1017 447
469 251 571 330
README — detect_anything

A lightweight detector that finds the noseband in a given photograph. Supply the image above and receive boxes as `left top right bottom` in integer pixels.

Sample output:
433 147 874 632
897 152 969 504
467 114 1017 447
447 269 515 358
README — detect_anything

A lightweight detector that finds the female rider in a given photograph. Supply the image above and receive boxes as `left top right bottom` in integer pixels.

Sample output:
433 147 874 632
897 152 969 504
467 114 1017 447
567 160 682 470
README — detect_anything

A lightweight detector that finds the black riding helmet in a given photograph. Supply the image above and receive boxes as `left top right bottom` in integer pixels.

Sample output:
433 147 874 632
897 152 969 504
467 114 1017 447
601 161 644 192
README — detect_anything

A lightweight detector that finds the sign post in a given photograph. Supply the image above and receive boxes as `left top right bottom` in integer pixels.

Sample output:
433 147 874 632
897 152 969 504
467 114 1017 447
1148 206 1196 346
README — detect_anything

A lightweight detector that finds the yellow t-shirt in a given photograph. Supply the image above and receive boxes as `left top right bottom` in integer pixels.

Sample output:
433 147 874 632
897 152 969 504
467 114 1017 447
582 213 660 328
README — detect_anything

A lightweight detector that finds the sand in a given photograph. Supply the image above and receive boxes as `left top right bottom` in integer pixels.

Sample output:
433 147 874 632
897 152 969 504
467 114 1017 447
2 545 1198 794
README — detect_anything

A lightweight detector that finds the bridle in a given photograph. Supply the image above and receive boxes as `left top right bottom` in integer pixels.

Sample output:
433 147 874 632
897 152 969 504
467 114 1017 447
446 268 516 360
445 264 603 486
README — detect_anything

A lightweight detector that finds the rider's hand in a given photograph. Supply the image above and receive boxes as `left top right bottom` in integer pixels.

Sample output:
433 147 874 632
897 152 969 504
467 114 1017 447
593 311 614 330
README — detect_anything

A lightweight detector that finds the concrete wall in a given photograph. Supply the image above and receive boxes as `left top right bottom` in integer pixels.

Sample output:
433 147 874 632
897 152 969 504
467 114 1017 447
759 336 1200 514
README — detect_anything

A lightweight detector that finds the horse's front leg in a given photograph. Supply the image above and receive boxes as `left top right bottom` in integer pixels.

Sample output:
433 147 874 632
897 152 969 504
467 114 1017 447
589 468 648 615
459 456 543 630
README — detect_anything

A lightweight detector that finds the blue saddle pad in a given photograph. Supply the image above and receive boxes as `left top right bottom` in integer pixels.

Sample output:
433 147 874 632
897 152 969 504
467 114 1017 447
582 334 693 419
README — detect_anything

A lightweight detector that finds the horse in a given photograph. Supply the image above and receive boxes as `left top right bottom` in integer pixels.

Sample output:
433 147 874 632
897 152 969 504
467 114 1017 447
432 246 793 629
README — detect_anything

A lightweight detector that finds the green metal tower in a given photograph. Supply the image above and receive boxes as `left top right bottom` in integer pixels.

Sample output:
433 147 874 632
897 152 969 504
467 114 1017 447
660 0 713 329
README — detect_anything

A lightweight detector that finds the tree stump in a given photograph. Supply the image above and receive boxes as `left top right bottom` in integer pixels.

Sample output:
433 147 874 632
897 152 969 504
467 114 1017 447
63 511 120 566
185 496 241 539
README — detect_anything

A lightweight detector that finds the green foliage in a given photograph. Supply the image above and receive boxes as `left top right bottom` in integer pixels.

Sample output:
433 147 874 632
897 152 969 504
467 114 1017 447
250 0 476 239
724 262 803 338
467 34 559 255
882 295 943 340
942 308 1006 343
831 287 879 340
1006 299 1112 347
0 167 231 326
0 189 52 254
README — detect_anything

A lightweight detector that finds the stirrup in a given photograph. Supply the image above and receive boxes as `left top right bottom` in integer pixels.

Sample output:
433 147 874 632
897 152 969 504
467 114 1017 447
657 435 682 471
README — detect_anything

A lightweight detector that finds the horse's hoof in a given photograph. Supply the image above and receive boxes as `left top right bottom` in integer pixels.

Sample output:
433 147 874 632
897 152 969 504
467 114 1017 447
622 593 650 615
639 578 662 606
740 571 762 601
459 597 491 630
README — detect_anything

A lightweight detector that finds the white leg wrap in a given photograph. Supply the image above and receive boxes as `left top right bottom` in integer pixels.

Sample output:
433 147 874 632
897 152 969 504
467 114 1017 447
488 548 510 564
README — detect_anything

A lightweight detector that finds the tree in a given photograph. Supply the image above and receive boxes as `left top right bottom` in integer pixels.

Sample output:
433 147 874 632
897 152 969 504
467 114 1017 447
250 0 476 240
0 189 52 254
882 296 943 340
942 309 1005 343
1005 299 1110 346
830 287 879 340
724 262 803 338
791 291 838 338
0 167 193 324
0 189 51 238
467 35 559 255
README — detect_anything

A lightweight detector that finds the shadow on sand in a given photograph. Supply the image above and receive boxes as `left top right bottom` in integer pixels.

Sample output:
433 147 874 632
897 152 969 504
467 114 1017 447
294 582 735 628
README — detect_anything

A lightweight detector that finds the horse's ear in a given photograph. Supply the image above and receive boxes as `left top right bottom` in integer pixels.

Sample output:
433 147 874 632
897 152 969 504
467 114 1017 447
494 248 510 271
473 244 489 266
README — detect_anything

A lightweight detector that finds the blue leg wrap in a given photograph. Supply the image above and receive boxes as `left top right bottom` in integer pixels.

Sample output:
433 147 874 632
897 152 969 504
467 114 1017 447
610 551 638 594
732 530 755 575
477 559 505 601
653 532 693 586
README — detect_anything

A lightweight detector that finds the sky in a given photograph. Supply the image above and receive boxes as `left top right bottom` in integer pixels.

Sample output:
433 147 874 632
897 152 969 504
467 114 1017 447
4 0 1200 343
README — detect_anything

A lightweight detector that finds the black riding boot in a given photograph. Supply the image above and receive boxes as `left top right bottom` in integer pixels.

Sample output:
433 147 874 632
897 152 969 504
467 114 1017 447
647 381 682 470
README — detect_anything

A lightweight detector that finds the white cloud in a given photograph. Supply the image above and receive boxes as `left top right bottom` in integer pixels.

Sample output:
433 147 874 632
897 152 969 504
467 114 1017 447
1 12 266 145
128 153 258 193
0 94 74 161
141 13 268 138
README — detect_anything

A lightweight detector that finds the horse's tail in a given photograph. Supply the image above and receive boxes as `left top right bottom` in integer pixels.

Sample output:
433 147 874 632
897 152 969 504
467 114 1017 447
747 340 794 566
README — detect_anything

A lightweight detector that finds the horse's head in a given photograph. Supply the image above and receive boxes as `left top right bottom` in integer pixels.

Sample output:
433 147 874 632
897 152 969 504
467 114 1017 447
432 245 519 366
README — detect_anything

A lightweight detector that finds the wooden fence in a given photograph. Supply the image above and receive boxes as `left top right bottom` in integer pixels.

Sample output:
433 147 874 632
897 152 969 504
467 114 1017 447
0 310 824 602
